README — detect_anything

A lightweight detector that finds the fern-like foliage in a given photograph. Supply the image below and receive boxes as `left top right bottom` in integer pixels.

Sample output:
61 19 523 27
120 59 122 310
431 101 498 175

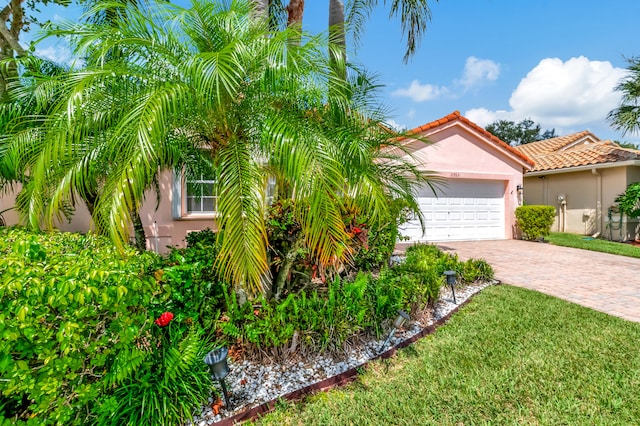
103 347 150 388
163 326 203 384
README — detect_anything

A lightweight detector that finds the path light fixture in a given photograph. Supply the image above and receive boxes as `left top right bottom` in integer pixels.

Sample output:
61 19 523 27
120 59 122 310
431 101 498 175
204 347 231 409
444 270 457 304
378 310 411 353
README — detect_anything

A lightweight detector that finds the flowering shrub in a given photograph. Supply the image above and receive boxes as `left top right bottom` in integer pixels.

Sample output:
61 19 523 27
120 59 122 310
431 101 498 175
0 227 211 425
155 311 175 326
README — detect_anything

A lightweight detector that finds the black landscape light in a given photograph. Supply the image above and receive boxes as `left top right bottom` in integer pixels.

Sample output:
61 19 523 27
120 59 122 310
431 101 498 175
378 310 411 353
444 270 457 304
204 347 231 408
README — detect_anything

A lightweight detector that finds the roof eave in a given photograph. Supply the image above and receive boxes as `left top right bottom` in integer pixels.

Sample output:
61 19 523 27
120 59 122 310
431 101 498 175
525 160 640 177
414 117 535 170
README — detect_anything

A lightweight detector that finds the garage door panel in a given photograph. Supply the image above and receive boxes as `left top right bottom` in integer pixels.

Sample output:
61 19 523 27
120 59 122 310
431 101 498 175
400 180 505 242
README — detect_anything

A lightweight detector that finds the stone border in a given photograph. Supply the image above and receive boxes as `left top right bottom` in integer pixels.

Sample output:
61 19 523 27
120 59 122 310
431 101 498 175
210 283 494 425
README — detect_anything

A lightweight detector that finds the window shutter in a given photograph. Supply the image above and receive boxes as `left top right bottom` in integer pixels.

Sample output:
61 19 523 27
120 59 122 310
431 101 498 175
172 170 182 219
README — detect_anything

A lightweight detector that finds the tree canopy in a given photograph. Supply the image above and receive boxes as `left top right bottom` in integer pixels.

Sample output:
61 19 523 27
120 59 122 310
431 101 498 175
485 118 556 146
608 56 640 137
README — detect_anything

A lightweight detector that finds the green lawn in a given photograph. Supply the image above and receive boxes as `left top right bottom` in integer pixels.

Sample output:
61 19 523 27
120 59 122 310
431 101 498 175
256 285 640 425
546 232 640 258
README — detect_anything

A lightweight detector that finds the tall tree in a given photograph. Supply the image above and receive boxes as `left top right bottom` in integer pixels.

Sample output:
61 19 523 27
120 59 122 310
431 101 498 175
343 0 436 63
2 0 430 296
265 1 436 63
608 56 640 136
485 119 556 146
0 0 71 101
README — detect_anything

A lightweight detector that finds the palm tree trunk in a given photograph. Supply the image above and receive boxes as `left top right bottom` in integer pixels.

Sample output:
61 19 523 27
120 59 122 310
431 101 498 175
328 0 346 80
131 210 147 251
251 0 269 23
286 0 304 27
273 238 304 300
285 0 304 45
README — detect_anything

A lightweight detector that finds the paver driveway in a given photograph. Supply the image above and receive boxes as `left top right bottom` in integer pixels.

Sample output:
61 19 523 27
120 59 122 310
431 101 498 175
401 240 640 322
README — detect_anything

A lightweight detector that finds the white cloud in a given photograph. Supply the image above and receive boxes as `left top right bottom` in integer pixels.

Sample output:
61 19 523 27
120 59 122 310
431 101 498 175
393 56 499 103
458 56 500 90
391 80 448 102
466 56 626 129
385 119 407 131
35 45 72 64
465 108 514 127
407 108 416 119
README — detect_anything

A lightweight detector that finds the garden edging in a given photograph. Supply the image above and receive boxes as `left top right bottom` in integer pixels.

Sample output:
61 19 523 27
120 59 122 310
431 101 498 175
201 281 499 425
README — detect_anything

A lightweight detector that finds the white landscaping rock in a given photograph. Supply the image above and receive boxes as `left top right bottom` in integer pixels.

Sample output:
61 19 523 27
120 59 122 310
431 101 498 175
187 281 494 425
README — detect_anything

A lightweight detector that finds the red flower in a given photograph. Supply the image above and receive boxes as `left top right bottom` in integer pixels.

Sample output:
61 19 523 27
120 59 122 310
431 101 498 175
352 227 362 234
155 312 174 327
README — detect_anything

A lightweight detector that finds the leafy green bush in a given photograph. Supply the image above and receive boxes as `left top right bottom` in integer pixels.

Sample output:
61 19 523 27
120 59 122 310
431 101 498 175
0 227 212 425
515 205 556 240
185 227 218 248
352 199 412 271
462 258 495 283
161 230 226 334
385 244 494 313
218 273 403 356
615 182 640 219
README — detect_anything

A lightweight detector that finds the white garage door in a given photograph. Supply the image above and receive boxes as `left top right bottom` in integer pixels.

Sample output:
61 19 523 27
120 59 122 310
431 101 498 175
401 179 505 242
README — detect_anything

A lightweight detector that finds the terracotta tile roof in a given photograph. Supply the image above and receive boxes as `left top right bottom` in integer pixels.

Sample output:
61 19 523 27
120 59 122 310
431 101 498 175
515 137 640 172
515 130 599 158
401 111 535 168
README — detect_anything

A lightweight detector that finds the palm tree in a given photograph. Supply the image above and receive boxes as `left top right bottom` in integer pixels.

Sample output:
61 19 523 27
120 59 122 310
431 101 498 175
3 0 430 296
608 57 640 136
266 0 436 63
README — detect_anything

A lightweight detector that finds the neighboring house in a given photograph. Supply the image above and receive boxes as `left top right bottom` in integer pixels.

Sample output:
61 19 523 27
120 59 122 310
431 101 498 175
514 131 640 240
0 111 535 248
393 111 534 242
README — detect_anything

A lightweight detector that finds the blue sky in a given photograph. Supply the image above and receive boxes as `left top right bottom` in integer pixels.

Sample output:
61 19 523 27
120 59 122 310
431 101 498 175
31 0 640 143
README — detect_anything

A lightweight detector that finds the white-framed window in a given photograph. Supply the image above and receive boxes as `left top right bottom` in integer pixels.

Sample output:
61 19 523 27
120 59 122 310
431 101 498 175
172 171 217 219
172 171 276 219
186 177 217 214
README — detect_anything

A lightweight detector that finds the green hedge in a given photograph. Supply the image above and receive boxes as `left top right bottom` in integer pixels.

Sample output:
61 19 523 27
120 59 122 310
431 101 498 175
0 227 211 425
515 205 556 240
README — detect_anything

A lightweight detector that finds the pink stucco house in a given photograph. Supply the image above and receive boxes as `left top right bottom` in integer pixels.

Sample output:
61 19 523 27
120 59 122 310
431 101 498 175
392 111 534 242
0 111 534 249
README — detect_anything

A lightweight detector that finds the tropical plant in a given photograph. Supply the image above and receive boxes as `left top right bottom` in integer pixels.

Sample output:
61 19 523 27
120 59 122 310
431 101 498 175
268 0 437 63
0 0 72 100
608 56 640 136
0 226 219 425
352 197 414 270
93 324 212 426
2 0 431 297
615 182 640 219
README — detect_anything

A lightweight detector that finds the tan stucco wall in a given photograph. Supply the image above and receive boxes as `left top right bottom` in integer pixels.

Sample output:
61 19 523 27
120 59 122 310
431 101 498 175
397 122 528 239
523 165 640 240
